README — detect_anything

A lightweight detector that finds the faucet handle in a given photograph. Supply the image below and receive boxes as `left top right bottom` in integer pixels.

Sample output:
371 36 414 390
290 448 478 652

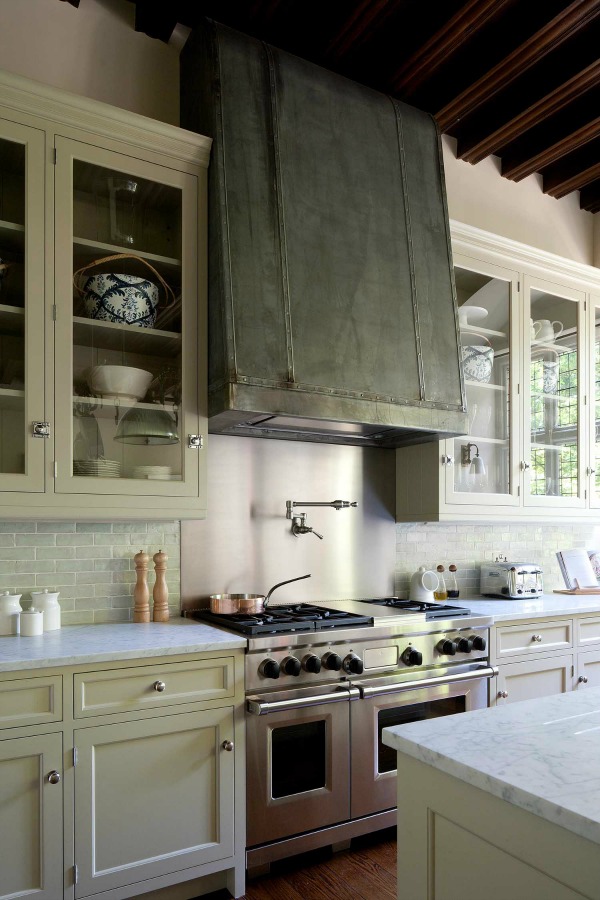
311 528 324 540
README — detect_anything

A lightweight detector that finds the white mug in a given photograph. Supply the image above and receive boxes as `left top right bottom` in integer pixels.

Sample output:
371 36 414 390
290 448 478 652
533 319 563 342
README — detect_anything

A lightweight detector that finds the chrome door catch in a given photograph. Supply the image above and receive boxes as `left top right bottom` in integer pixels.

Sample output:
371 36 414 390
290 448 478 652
32 422 50 438
188 434 203 449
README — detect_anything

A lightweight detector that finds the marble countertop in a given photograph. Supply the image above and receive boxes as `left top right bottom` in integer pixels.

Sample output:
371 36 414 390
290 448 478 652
464 593 600 622
0 619 246 672
383 686 600 845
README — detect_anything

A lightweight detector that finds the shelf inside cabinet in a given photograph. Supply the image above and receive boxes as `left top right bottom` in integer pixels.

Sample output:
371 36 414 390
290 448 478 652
72 395 177 419
460 325 507 339
72 237 181 277
0 218 25 252
0 303 24 335
72 316 181 357
0 387 24 410
530 340 571 355
464 380 506 392
458 435 508 446
530 441 570 451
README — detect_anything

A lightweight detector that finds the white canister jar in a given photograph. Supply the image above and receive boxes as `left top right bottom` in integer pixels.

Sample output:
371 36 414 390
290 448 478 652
20 608 44 636
30 590 61 631
0 591 21 635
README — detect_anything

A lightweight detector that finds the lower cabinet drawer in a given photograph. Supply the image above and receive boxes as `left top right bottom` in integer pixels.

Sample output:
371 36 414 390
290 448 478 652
74 657 235 718
496 620 572 659
0 675 62 728
577 616 600 649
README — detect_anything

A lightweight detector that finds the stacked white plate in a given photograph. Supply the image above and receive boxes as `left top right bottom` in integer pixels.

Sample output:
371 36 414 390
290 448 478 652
131 465 171 480
73 458 121 478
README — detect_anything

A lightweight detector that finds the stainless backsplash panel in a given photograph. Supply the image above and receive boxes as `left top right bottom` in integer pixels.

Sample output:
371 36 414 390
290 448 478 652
181 435 396 608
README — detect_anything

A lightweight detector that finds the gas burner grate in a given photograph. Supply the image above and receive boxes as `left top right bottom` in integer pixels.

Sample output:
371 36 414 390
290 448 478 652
364 597 471 618
185 604 374 635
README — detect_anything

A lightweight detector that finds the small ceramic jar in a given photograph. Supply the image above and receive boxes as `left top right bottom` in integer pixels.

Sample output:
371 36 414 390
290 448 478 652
20 608 44 636
0 591 21 635
30 589 61 631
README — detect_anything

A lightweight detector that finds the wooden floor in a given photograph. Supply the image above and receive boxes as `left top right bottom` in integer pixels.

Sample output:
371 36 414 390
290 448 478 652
201 828 397 900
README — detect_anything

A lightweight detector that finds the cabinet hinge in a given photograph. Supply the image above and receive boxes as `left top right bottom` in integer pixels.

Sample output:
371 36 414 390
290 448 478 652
517 383 520 395
53 147 57 165
517 280 520 292
73 864 78 885
73 746 77 767
53 461 58 479
52 304 56 321
585 489 587 500
572 665 575 677
517 485 520 496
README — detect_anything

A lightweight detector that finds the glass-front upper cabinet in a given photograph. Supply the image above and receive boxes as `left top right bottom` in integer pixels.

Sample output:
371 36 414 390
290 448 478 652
588 295 600 508
0 119 45 492
446 257 519 507
523 275 586 508
53 138 200 498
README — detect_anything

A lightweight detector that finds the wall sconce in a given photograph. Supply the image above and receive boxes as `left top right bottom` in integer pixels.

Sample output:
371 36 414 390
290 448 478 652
461 442 486 476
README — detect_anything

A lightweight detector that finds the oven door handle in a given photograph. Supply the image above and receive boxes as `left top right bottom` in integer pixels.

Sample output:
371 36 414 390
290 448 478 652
246 687 359 716
356 665 498 699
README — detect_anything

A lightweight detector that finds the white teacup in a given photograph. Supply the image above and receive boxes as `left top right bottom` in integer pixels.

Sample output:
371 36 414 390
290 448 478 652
533 319 563 343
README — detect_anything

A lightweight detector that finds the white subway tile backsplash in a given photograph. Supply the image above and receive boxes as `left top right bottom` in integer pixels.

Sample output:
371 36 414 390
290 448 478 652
0 522 181 624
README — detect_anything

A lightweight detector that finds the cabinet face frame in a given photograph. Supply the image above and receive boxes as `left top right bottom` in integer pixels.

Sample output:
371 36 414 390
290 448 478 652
0 117 46 493
588 293 600 509
522 274 587 509
53 137 200 499
445 253 520 509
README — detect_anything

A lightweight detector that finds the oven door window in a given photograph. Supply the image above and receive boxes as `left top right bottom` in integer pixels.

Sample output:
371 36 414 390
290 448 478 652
377 697 466 774
271 721 326 798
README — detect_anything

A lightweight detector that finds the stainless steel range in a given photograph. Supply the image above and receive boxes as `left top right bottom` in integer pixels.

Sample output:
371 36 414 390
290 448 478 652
187 599 495 874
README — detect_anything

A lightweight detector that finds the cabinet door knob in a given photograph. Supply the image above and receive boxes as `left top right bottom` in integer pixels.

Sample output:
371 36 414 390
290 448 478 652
579 675 589 684
521 461 530 470
498 690 509 699
153 680 166 692
222 740 234 752
47 770 61 785
531 634 543 642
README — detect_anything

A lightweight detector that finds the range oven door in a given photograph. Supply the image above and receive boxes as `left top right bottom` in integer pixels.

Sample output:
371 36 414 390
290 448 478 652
350 664 496 819
245 684 357 848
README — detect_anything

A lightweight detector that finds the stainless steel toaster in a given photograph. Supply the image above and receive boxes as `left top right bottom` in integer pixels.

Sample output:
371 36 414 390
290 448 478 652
480 561 543 599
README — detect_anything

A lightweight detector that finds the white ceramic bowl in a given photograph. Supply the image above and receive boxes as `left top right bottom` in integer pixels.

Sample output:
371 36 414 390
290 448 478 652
87 365 153 402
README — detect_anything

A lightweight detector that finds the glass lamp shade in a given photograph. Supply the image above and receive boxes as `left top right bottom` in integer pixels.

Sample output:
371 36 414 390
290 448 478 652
469 452 486 476
115 408 179 445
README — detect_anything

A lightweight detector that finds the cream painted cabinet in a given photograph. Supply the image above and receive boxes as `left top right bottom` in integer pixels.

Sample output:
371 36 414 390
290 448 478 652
0 732 63 900
74 707 235 897
493 654 573 707
396 225 600 523
0 69 211 519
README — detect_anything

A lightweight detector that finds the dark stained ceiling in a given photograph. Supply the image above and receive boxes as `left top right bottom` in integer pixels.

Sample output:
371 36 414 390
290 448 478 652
125 0 600 213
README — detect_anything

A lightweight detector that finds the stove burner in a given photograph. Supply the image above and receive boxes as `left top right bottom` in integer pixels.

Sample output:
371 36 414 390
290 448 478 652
186 603 374 635
364 597 471 619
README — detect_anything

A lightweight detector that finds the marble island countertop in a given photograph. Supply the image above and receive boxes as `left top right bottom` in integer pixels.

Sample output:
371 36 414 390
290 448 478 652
463 592 600 622
383 686 600 845
0 618 246 672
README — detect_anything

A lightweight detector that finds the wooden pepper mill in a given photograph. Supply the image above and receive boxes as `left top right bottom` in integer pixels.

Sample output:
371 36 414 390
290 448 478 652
133 550 150 623
152 549 169 622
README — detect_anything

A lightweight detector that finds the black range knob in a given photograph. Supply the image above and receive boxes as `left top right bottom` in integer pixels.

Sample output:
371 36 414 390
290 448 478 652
302 653 322 674
401 646 423 667
456 637 474 654
471 635 487 651
281 656 301 677
436 639 456 656
322 651 343 671
259 658 280 679
343 653 364 675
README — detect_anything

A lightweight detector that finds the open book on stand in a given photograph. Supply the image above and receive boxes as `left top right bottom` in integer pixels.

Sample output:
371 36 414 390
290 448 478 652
555 548 600 594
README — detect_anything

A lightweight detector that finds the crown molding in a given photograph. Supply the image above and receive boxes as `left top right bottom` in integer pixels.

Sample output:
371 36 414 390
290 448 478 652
0 68 211 168
451 220 600 291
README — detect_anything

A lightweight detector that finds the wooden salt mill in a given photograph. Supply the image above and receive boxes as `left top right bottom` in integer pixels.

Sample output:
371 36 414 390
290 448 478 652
152 549 169 622
133 550 150 623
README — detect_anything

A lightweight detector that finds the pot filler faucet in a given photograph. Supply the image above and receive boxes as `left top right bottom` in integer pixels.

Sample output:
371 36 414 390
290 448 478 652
286 500 358 540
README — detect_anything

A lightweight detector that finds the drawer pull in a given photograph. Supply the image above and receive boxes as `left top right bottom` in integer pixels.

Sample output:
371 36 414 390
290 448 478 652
531 634 543 643
222 740 234 752
579 675 589 684
47 770 61 785
153 680 166 693
498 690 509 699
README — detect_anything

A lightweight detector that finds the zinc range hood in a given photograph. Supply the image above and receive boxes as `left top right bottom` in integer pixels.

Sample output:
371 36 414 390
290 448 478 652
181 20 468 448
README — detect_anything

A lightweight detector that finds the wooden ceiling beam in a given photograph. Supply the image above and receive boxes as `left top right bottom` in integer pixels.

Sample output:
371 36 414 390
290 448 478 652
502 116 600 181
325 0 402 62
390 0 515 97
436 0 600 133
456 59 600 163
544 159 600 198
580 180 600 212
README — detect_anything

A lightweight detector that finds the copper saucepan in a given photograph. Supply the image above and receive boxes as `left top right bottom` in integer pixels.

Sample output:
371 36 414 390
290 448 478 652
209 573 311 615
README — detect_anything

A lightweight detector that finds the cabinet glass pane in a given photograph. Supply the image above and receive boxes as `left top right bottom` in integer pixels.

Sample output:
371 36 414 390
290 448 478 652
454 267 510 495
0 136 26 474
71 160 183 482
529 290 578 498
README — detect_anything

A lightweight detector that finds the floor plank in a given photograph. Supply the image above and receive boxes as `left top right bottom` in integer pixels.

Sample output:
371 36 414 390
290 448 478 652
198 828 397 900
